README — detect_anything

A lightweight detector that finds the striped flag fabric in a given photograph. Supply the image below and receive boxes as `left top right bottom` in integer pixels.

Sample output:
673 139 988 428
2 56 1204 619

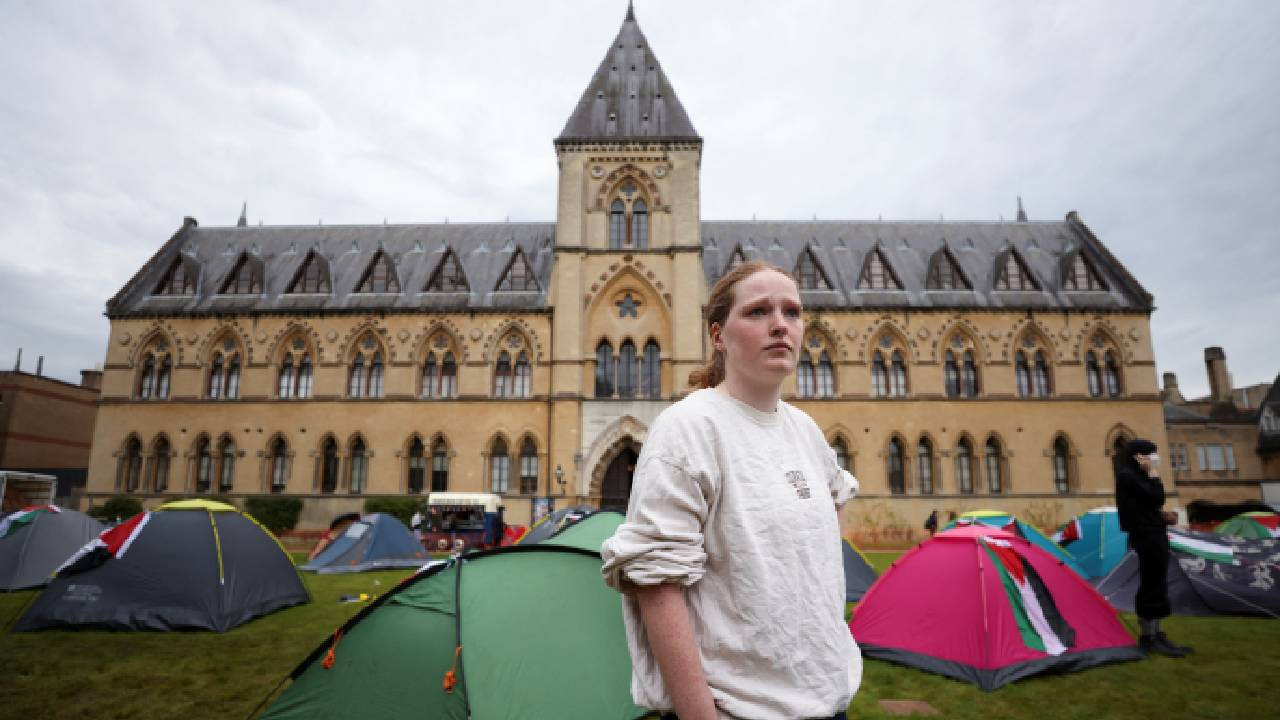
980 536 1077 656
1167 530 1236 565
55 512 151 576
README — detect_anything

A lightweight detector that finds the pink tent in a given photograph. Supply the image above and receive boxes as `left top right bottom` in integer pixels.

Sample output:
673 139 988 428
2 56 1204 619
849 525 1142 690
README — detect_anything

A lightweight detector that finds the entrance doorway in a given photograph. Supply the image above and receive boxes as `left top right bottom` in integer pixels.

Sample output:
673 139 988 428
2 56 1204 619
601 446 639 513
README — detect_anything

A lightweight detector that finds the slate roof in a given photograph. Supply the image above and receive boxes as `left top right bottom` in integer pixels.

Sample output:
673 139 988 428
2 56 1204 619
700 214 1152 310
108 211 1152 317
107 222 556 317
557 4 699 143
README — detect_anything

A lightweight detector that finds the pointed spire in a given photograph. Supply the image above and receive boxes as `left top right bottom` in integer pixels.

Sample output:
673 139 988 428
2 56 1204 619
237 202 248 227
1016 196 1027 222
557 5 698 143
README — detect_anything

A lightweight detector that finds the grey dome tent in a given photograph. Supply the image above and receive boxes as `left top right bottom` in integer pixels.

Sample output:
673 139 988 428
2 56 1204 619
516 505 606 546
0 505 103 591
15 499 309 632
300 512 427 573
1094 528 1280 618
843 537 879 602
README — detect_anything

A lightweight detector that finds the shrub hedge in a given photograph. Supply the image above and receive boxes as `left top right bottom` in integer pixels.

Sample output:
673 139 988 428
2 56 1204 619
244 497 304 534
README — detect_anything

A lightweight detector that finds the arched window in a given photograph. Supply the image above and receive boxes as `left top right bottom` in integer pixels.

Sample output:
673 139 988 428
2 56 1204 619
349 437 367 494
320 438 339 494
407 437 426 494
917 438 935 494
832 436 850 473
225 355 241 398
985 437 1004 494
1034 351 1052 397
209 354 225 398
349 354 366 397
123 437 143 492
195 436 213 493
962 350 979 397
955 438 974 494
797 352 815 397
278 354 294 398
278 337 314 399
514 352 531 397
152 436 170 493
595 341 614 398
632 199 648 249
137 341 173 400
641 340 661 399
519 438 539 495
157 356 171 399
817 351 835 397
609 200 625 249
1086 351 1102 397
431 438 449 492
617 341 638 398
1053 436 1072 494
422 335 460 399
887 438 905 495
490 437 510 494
494 351 512 397
944 351 960 398
270 437 288 493
297 355 313 397
890 351 908 397
1016 352 1032 397
871 352 888 397
368 352 384 397
217 437 236 492
1104 351 1122 397
139 355 156 399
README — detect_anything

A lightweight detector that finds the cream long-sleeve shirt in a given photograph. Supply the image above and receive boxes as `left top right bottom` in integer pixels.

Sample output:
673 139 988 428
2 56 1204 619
601 388 861 720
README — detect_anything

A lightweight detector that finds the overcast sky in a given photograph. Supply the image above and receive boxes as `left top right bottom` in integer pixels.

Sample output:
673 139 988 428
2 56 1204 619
2 0 1276 399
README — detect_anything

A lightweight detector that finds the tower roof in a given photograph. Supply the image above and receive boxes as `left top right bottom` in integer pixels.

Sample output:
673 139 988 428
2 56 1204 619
557 5 699 144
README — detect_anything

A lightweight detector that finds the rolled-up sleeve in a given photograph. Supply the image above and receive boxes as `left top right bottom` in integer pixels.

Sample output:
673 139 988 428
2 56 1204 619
601 455 710 590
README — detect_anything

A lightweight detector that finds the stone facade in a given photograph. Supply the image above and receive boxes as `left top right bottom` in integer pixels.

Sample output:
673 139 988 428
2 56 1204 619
82 8 1171 536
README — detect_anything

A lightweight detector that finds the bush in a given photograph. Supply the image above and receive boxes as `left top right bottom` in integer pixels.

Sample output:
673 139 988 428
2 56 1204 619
244 497 304 534
87 496 144 523
363 497 421 528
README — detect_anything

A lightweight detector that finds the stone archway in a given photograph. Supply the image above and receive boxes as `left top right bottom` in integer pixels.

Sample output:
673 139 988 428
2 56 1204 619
600 444 640 513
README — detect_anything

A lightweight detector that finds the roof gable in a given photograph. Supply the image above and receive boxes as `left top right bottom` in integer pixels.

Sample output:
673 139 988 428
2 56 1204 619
424 248 469 292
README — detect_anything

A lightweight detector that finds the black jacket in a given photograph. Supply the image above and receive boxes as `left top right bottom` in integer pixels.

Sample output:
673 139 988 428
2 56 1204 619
1114 461 1166 534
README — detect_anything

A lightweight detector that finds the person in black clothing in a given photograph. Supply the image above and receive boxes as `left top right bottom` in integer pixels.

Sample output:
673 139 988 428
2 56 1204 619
1114 438 1193 658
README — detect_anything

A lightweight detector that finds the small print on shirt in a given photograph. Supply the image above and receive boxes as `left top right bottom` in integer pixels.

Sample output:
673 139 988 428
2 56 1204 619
785 470 812 499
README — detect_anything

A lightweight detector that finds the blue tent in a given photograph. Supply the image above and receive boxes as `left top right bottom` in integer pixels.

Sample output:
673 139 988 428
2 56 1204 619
300 513 428 573
946 510 1087 578
1053 507 1127 579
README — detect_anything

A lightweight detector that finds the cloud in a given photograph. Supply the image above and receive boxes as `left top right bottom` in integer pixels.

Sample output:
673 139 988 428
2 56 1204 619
0 0 1276 398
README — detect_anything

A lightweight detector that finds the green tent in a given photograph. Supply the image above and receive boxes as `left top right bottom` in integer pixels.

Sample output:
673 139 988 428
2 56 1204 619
260 512 643 720
1215 511 1280 540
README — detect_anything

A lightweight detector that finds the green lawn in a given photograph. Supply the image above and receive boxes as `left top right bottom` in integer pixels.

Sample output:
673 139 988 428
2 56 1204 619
1 555 1276 720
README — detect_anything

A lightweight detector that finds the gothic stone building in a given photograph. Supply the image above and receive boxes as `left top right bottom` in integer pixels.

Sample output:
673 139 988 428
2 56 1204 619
84 8 1169 532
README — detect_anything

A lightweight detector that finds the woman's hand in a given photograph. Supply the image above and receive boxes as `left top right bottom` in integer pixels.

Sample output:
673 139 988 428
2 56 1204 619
634 584 719 720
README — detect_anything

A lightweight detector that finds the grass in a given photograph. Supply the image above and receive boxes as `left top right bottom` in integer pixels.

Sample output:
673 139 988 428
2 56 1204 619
0 553 1276 720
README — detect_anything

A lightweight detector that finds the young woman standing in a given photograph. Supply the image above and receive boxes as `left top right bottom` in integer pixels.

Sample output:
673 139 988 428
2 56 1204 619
602 261 861 720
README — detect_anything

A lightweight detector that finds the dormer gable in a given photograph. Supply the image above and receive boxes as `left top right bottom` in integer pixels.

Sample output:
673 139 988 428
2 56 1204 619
794 247 832 290
355 250 400 293
857 247 903 290
285 251 331 294
926 247 972 290
495 248 539 291
218 253 264 295
153 255 198 296
993 247 1040 291
424 248 469 292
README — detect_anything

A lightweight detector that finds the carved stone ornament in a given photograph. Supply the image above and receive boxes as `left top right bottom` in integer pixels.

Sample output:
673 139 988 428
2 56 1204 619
326 330 339 342
187 332 199 343
917 328 930 340
846 329 860 340
653 165 668 178
119 332 132 345
988 330 1001 340
590 165 605 178
256 331 268 343
470 328 483 341
1128 328 1141 340
397 330 410 342
1060 329 1070 340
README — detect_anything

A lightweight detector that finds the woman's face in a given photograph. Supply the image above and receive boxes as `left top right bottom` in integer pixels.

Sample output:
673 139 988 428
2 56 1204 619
712 269 803 390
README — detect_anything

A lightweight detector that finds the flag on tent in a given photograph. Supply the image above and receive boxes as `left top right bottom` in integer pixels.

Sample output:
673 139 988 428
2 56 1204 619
980 536 1075 656
1052 519 1081 545
56 511 151 575
0 505 62 538
1167 532 1236 565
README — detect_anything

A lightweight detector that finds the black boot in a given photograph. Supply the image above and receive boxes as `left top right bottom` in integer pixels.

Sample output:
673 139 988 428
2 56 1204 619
1157 632 1194 655
1140 633 1188 658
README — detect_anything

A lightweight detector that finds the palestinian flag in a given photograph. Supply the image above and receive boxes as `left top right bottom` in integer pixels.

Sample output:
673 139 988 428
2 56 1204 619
0 505 61 539
56 511 151 576
1052 519 1081 546
980 536 1076 656
1167 531 1236 565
